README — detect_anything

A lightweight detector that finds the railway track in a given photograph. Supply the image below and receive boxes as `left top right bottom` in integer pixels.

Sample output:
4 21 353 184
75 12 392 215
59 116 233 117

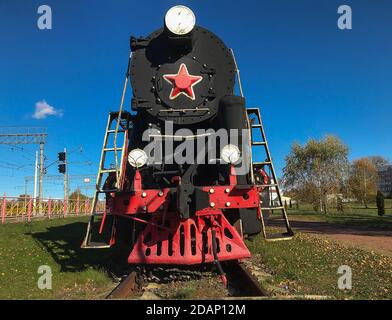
223 261 269 297
106 260 269 299
106 271 144 299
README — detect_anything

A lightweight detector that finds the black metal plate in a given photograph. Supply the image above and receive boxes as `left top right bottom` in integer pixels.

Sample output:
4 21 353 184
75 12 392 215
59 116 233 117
130 26 235 125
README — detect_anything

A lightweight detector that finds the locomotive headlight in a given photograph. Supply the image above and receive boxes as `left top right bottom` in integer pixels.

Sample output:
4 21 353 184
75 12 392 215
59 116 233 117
128 149 148 168
221 144 241 164
165 5 196 35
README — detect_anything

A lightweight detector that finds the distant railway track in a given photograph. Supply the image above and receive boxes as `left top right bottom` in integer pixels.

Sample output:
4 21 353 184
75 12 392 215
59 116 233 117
105 260 269 299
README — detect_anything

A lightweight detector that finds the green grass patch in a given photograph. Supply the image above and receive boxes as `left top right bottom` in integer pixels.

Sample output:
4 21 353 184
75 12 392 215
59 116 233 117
287 200 392 230
1 215 391 300
247 231 392 299
0 217 121 299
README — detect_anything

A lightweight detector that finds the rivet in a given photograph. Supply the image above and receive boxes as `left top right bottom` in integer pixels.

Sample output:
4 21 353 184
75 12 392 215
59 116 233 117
226 202 231 207
225 188 230 193
142 192 147 198
209 188 215 194
158 191 164 197
210 202 215 208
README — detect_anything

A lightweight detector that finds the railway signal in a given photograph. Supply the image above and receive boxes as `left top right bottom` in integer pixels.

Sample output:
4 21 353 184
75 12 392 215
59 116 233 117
58 152 66 162
57 151 66 174
57 149 68 200
58 163 66 174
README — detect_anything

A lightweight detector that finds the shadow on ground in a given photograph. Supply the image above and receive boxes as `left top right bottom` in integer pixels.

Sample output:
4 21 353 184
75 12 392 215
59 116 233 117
29 222 131 276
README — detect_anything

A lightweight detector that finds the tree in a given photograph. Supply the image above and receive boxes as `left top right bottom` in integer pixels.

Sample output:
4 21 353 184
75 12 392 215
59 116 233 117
283 135 349 214
17 194 30 201
368 156 389 171
376 191 385 216
336 195 344 212
69 188 90 201
17 194 30 205
348 158 378 208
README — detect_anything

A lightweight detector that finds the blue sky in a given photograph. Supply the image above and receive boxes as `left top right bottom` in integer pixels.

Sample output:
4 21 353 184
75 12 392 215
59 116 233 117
0 0 391 197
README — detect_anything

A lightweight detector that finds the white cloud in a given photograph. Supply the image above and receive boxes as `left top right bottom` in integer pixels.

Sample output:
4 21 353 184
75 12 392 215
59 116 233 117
32 100 63 119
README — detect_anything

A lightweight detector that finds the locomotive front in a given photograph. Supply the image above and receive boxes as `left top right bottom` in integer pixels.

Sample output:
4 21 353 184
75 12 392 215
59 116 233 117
82 5 279 275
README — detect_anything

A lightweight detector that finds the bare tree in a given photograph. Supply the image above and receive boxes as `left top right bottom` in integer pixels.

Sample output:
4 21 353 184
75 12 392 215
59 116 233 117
368 156 389 170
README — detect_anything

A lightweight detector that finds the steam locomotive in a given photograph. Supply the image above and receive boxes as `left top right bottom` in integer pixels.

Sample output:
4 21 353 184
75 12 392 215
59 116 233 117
82 5 292 275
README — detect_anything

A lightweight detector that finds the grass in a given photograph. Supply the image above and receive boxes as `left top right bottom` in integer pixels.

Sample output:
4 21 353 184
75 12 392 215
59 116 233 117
0 217 120 299
247 231 392 299
286 200 392 230
1 214 391 300
159 278 227 299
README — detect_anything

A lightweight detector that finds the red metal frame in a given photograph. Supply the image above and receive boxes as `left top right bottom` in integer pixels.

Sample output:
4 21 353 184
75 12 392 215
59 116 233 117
127 210 250 264
63 199 67 218
112 168 260 216
105 166 260 265
27 196 32 222
48 198 52 219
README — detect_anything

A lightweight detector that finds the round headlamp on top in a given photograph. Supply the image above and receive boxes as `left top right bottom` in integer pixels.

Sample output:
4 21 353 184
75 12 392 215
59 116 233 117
128 148 148 168
221 144 241 164
165 5 196 36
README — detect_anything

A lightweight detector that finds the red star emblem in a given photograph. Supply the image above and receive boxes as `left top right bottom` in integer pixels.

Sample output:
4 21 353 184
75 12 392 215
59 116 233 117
162 63 203 100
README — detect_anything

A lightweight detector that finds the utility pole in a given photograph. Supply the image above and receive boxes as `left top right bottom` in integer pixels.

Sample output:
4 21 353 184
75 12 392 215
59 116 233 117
24 177 28 208
0 127 47 201
33 150 38 210
64 148 69 200
38 142 45 213
24 177 28 198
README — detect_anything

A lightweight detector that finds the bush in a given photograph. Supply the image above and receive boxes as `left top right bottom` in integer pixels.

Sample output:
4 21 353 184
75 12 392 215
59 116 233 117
376 191 385 216
337 196 344 212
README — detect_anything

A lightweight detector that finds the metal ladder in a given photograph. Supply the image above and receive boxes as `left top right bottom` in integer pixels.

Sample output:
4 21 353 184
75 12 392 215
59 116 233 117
81 111 132 248
247 107 294 241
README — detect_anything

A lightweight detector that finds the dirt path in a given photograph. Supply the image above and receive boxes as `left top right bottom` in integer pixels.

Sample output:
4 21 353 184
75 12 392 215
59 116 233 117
286 218 392 257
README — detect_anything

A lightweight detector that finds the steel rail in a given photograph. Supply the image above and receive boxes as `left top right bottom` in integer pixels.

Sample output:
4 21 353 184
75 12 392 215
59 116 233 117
223 260 269 297
106 271 143 299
